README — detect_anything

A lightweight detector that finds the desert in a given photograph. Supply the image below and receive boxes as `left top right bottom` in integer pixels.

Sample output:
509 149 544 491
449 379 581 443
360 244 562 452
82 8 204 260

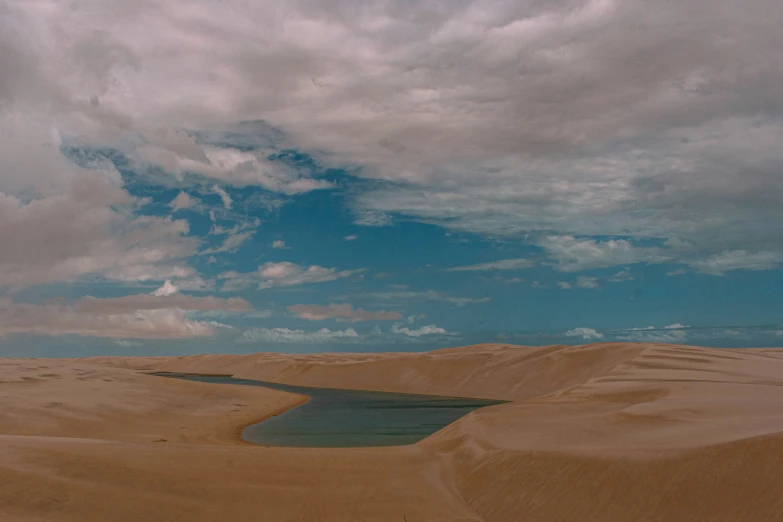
2 342 783 521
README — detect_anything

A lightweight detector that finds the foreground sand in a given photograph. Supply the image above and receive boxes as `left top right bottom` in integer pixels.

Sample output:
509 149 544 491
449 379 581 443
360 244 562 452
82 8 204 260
2 343 783 521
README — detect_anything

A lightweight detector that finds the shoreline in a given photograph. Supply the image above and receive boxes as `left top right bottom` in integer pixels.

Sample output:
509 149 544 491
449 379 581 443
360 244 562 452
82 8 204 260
145 371 313 446
233 394 311 446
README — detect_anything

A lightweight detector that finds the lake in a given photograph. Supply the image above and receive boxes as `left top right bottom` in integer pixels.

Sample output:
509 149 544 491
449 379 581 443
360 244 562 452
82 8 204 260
153 372 504 448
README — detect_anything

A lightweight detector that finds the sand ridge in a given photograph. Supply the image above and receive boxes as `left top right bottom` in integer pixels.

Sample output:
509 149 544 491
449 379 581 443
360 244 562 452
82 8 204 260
2 342 783 521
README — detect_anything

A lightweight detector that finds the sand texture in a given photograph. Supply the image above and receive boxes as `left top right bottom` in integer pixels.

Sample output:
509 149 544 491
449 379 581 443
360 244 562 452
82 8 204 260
2 343 783 521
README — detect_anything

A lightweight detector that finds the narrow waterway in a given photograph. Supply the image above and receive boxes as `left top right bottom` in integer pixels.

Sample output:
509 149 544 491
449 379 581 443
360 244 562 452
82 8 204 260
153 372 504 447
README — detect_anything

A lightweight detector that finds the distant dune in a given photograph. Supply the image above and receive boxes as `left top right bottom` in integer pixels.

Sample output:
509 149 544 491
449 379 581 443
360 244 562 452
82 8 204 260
2 343 783 521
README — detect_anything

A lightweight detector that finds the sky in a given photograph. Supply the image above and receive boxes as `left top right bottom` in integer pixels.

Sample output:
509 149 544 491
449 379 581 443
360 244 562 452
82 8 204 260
1 0 782 357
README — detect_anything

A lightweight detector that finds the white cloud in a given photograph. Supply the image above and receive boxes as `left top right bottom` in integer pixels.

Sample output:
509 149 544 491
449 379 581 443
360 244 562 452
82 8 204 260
447 258 534 271
391 324 451 337
114 340 140 347
4 0 783 282
114 124 335 196
169 192 195 210
690 250 783 275
540 236 669 272
211 185 232 209
203 216 260 255
188 308 273 320
272 240 288 249
0 293 248 339
257 262 362 289
353 210 392 227
564 328 605 340
557 281 572 289
576 276 600 289
74 293 250 314
344 235 358 241
202 231 255 255
152 280 178 297
219 262 364 290
361 290 490 307
288 303 402 322
608 270 634 283
102 264 196 284
496 277 525 284
0 184 199 289
164 145 334 195
240 322 455 344
406 314 426 324
0 24 202 291
241 327 360 343
221 231 255 252
617 324 689 343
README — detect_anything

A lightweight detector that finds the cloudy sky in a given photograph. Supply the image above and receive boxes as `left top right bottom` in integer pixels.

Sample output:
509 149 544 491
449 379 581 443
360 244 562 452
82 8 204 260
2 0 782 356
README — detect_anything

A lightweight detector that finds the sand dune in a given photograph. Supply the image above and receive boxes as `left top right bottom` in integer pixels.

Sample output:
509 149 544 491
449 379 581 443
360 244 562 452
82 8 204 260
0 359 305 445
2 343 783 521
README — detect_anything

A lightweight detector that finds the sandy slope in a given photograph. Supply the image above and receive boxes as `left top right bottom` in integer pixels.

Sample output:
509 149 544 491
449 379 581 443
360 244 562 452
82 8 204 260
2 343 783 521
0 359 305 445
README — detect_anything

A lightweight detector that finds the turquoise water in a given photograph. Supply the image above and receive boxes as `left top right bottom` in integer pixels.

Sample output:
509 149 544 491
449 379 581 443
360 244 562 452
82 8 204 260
153 372 503 447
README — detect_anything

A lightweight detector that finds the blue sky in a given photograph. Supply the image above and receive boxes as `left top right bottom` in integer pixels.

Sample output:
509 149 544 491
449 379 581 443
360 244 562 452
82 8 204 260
1 0 783 356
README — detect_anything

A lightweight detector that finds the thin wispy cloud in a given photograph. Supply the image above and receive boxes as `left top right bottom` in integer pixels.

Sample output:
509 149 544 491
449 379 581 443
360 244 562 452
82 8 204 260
288 303 402 323
447 258 534 272
576 276 600 289
219 262 364 291
358 290 490 307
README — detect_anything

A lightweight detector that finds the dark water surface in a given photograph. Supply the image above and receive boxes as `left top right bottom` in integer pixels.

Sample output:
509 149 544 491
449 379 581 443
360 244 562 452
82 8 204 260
153 372 504 447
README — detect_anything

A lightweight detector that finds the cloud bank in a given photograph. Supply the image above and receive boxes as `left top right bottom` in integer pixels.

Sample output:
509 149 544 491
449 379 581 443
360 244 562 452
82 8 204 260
0 290 249 338
4 0 783 276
